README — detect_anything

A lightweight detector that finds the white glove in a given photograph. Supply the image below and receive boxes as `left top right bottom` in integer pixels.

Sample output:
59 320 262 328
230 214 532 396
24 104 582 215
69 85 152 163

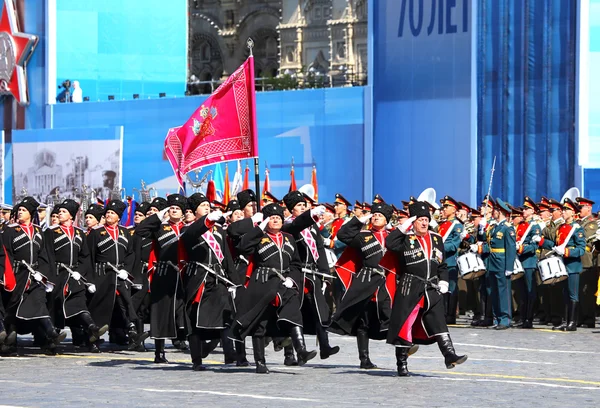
310 205 326 218
228 286 237 300
323 237 331 246
385 222 394 231
429 219 438 229
505 270 513 277
207 210 223 222
479 218 488 229
71 272 81 281
399 216 417 234
460 229 468 240
33 272 43 282
283 277 294 288
532 235 542 243
117 269 129 280
438 280 449 294
553 246 565 256
259 216 271 231
322 281 328 295
469 244 479 253
87 284 97 294
157 207 169 220
358 213 373 224
251 213 264 224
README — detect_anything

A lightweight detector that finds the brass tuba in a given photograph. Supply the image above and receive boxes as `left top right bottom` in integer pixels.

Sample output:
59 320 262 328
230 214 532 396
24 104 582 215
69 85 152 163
560 187 580 204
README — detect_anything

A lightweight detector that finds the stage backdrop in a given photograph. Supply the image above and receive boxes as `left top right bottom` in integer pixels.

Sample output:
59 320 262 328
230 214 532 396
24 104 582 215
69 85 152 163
11 127 123 204
54 0 187 102
371 0 476 206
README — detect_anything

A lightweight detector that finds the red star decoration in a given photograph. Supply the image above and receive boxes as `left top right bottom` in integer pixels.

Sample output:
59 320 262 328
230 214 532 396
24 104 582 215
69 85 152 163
0 0 37 105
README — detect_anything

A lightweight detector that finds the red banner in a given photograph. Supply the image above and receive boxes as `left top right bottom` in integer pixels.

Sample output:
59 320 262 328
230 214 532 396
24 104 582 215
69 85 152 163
165 56 259 187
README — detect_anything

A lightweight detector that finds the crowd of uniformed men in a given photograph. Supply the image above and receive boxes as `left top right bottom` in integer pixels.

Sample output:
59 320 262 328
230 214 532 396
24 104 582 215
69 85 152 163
0 186 596 376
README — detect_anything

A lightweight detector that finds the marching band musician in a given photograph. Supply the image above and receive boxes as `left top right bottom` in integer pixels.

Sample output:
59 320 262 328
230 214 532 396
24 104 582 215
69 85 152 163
180 193 240 371
87 200 147 351
0 196 66 355
534 198 586 331
574 197 598 328
45 199 108 353
134 194 188 363
437 196 464 325
228 203 317 374
323 194 352 259
282 191 339 361
473 198 517 330
386 201 467 377
514 198 542 329
329 203 395 370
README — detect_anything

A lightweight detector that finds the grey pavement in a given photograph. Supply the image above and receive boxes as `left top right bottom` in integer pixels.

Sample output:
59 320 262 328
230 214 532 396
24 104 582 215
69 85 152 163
2 319 600 407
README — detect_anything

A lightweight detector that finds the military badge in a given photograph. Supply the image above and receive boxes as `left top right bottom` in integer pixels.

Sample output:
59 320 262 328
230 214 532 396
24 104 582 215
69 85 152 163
261 237 270 245
496 232 504 239
164 226 172 231
100 231 106 236
364 236 373 243
578 232 584 238
15 227 20 232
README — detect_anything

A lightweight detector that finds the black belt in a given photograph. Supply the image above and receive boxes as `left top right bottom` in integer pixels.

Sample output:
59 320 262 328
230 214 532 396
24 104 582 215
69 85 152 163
404 273 439 287
14 261 38 271
255 267 288 283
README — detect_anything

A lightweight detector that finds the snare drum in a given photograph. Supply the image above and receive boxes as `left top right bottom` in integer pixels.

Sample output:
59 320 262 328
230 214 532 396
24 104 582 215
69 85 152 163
538 257 568 285
510 259 525 281
457 253 486 280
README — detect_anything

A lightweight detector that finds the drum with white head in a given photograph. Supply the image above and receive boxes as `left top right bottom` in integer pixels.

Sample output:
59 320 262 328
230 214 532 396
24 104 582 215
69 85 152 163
457 253 486 280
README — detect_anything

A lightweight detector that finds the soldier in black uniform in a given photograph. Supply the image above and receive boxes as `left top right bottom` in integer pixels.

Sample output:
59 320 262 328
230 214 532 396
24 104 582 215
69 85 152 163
181 192 240 370
45 199 108 352
282 191 339 361
84 204 104 231
329 203 396 369
87 200 147 350
1 196 67 354
228 203 317 374
135 194 188 363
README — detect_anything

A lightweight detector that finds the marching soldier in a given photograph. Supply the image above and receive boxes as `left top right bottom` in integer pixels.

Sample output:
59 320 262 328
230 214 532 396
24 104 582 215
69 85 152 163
514 198 542 329
354 201 363 218
329 203 396 369
45 199 108 352
386 201 467 376
1 196 66 354
535 198 586 331
228 203 317 374
437 196 464 325
474 198 517 330
324 194 352 259
575 197 598 328
87 200 147 350
84 203 104 231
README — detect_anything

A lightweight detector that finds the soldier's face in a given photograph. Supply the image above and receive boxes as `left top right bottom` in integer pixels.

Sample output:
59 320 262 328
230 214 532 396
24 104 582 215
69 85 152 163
244 202 257 218
58 208 72 224
457 209 468 221
184 209 195 223
85 214 98 228
105 210 120 226
147 207 158 216
292 202 306 217
17 207 30 224
37 209 47 220
51 213 60 225
562 208 574 222
442 205 456 219
323 211 334 223
334 203 346 216
371 213 387 229
540 210 551 221
195 202 211 218
230 209 244 222
2 211 10 221
523 208 534 219
413 216 429 235
267 215 283 232
134 211 146 225
354 208 363 217
580 204 592 217
168 206 183 221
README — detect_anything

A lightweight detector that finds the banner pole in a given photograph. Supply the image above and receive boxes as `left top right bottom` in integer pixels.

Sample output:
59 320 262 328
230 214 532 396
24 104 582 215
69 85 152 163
254 158 261 211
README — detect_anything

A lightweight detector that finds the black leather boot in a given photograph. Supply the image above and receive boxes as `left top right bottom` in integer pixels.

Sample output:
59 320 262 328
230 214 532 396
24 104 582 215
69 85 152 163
188 334 206 371
436 333 468 369
235 340 249 367
396 347 410 377
273 336 292 352
283 345 298 366
227 320 243 343
39 318 66 354
79 312 108 343
316 324 339 359
357 329 376 369
222 329 236 364
154 339 168 363
71 326 87 347
564 301 578 332
0 319 6 345
128 322 150 351
252 336 269 374
446 292 458 325
552 304 569 331
290 326 317 366
131 319 147 352
172 328 189 351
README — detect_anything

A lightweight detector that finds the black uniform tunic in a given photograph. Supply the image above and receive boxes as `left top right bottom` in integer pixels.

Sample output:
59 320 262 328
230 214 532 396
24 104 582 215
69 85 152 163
86 224 136 328
134 214 186 339
282 211 332 332
130 227 152 318
329 218 393 340
234 225 304 338
181 217 240 339
1 223 52 324
385 229 449 346
44 224 93 328
226 218 255 283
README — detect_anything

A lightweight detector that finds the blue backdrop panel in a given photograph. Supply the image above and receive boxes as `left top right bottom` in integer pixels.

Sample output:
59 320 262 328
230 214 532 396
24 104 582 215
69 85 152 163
478 0 577 204
372 0 474 206
47 87 365 203
56 0 187 102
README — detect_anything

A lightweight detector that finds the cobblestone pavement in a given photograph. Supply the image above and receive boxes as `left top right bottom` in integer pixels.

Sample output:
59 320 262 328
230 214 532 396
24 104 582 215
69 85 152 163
2 319 600 407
